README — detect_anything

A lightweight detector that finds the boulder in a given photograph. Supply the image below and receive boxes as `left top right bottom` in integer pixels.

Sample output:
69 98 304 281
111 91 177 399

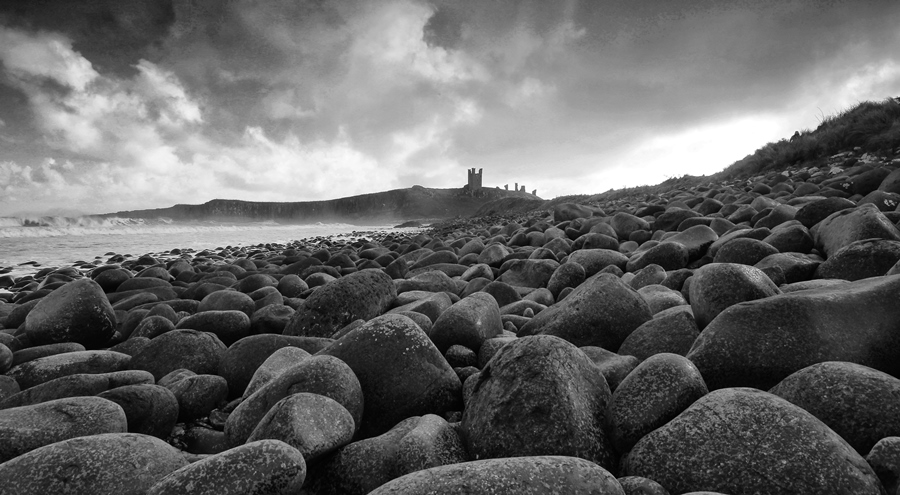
129 329 226 381
617 309 700 361
6 350 131 390
306 414 468 495
622 388 882 494
519 273 652 352
607 353 708 454
283 269 397 338
688 263 780 330
146 440 306 495
430 292 503 354
812 203 900 257
174 310 250 346
461 335 615 469
97 384 179 439
0 396 127 462
0 433 187 495
24 278 116 348
815 238 900 281
769 361 900 455
497 259 559 288
686 274 900 390
225 354 363 446
368 456 624 495
316 314 461 438
247 392 355 463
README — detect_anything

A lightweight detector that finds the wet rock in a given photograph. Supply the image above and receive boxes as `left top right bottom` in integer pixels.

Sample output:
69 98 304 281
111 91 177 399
688 263 780 330
622 388 882 495
519 273 652 352
566 249 629 276
98 384 179 439
607 353 708 454
618 309 700 361
712 238 779 265
306 414 468 495
284 269 397 338
174 310 250 346
146 440 306 495
163 373 229 422
218 334 333 399
316 314 461 438
686 275 900 390
0 396 127 462
497 259 559 288
247 392 355 463
0 432 187 495
24 278 116 348
0 370 153 409
769 361 900 455
430 292 503 354
462 335 615 469
129 329 226 381
226 354 363 446
812 203 900 257
6 350 131 390
815 238 900 281
368 456 623 495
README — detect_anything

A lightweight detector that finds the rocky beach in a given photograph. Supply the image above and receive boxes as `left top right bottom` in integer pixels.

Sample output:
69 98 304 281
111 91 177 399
3 141 900 494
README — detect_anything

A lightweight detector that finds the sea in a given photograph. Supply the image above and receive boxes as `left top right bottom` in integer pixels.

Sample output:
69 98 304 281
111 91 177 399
0 215 415 280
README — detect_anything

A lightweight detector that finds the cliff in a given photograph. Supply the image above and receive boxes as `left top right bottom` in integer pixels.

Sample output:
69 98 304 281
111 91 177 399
107 186 540 224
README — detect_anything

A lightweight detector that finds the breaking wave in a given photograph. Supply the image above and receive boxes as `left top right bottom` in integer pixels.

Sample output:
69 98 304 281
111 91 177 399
0 216 357 238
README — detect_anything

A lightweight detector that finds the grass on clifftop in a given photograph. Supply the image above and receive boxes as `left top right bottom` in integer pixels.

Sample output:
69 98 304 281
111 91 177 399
715 97 900 181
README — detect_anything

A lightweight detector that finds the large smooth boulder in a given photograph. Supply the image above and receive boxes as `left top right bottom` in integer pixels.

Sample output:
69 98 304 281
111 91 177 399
283 269 397 338
368 456 624 495
0 433 187 495
770 361 900 455
129 329 226 381
815 238 900 281
687 274 900 390
812 203 900 257
225 354 363 446
0 396 127 462
497 259 559 289
623 388 882 494
146 440 306 495
218 334 333 399
607 353 708 454
98 384 179 439
247 392 355 463
519 273 652 352
316 314 461 438
461 335 615 470
306 414 468 495
429 292 502 354
6 350 131 390
24 278 116 348
688 263 780 330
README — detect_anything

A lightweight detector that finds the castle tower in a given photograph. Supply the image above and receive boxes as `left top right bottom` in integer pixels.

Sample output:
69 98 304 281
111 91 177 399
467 168 483 196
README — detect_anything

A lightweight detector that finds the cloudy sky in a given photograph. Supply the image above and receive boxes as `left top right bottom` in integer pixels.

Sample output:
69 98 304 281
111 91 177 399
0 0 898 217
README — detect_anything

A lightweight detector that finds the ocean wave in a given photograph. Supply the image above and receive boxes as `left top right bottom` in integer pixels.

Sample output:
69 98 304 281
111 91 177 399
0 216 371 238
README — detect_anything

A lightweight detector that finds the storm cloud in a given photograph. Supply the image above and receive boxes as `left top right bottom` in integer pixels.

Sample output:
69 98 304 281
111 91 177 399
1 0 898 215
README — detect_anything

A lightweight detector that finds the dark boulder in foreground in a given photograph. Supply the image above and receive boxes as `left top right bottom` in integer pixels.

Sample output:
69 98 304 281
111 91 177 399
316 314 461 438
623 388 882 494
687 274 900 390
0 433 188 495
24 278 116 348
368 456 624 495
462 335 615 470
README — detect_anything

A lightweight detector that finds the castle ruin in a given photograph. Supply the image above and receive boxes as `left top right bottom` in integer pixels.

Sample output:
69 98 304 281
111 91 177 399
467 168 483 196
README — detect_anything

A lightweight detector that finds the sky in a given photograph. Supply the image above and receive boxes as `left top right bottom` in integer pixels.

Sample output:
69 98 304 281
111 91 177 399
0 0 899 217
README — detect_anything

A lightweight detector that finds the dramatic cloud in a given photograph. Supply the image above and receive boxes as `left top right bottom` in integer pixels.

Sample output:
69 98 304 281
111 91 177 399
0 0 899 216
